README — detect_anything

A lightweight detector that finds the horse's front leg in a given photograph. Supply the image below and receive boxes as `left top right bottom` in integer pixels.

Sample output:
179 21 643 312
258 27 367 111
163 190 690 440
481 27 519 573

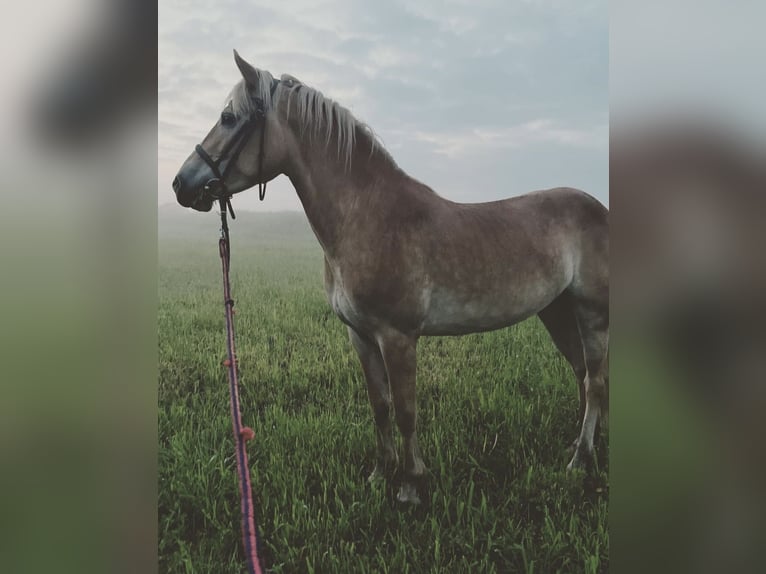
348 327 398 481
378 331 425 504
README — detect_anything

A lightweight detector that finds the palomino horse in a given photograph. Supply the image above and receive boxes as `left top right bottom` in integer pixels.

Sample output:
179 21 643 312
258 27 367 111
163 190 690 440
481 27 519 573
173 51 609 504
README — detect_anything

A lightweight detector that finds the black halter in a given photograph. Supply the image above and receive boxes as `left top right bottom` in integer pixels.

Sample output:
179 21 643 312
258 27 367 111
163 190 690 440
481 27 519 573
194 79 279 217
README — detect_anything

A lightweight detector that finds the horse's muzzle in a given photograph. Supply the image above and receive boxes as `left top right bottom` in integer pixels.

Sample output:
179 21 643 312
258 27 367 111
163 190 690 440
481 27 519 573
172 173 212 210
172 175 182 194
172 174 197 208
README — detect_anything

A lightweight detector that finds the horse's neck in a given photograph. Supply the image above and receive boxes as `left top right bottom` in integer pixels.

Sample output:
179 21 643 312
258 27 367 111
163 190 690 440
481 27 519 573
286 131 403 258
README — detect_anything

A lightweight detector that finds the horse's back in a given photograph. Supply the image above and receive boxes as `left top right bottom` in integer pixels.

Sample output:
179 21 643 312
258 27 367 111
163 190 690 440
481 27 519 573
469 187 607 228
432 187 607 264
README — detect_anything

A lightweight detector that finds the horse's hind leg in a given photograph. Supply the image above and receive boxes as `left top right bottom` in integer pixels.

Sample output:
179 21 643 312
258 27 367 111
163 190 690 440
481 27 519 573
537 291 587 436
377 330 425 504
348 327 398 482
568 297 609 471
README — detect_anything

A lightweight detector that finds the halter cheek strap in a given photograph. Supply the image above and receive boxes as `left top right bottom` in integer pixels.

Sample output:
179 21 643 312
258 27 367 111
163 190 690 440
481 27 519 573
256 111 268 202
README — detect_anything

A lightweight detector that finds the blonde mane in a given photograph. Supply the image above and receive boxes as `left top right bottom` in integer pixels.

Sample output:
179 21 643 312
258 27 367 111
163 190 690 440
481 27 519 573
227 69 386 169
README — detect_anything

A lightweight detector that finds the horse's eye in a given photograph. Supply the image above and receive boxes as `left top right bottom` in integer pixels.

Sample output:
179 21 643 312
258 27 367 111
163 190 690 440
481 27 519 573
221 112 236 126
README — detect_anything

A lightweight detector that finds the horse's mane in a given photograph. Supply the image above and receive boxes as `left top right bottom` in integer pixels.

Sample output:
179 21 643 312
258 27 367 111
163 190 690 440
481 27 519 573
227 69 387 169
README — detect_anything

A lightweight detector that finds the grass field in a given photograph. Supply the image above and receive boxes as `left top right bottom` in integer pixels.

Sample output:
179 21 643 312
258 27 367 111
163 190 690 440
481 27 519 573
158 207 608 573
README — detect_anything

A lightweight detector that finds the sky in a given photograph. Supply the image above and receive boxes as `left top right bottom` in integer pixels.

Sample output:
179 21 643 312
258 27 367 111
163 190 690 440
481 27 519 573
159 0 608 212
610 0 766 135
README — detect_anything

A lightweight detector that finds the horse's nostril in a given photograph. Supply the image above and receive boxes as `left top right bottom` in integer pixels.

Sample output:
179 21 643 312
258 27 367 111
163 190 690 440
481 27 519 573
172 175 182 194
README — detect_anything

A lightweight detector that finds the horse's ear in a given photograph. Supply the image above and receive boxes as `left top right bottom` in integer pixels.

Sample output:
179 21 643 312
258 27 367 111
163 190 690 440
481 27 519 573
233 49 260 87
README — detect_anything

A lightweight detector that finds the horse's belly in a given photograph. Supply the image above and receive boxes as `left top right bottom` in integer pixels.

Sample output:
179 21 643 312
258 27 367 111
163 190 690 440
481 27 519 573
421 304 535 335
420 287 557 336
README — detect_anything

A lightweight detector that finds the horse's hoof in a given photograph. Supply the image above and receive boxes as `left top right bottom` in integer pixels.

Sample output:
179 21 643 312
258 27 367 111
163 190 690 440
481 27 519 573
396 483 421 505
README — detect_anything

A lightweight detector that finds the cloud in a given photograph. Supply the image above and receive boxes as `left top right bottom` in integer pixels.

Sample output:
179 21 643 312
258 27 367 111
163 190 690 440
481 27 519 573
412 119 608 158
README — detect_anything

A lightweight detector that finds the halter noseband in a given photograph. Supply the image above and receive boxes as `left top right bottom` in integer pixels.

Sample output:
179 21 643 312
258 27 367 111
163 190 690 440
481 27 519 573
194 79 279 213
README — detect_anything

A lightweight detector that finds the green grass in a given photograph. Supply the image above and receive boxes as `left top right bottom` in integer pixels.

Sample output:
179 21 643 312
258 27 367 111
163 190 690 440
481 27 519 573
159 208 608 573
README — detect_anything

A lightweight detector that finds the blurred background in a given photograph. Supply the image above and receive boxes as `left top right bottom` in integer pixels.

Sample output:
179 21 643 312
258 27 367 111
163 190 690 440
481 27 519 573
611 1 765 572
0 1 156 573
0 0 763 572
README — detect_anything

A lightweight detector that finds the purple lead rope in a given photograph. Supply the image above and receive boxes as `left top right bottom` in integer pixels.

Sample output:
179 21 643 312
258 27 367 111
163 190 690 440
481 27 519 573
218 210 265 574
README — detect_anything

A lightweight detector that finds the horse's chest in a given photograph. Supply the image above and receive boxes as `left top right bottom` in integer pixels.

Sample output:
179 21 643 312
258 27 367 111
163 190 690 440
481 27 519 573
325 266 365 328
329 284 359 325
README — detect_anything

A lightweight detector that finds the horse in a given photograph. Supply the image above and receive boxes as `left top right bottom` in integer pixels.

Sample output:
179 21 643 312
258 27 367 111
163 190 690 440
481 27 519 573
172 50 609 504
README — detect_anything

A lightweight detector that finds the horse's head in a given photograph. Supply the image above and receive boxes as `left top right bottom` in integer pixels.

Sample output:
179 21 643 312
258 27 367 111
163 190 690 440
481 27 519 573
172 51 290 211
